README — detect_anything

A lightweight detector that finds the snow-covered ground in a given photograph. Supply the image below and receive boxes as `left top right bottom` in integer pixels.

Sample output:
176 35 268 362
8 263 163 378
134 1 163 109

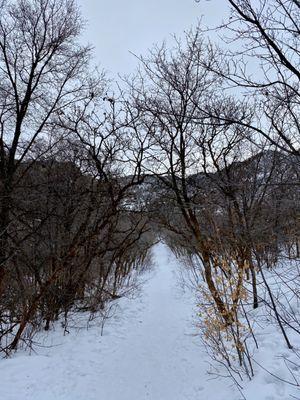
1 243 299 400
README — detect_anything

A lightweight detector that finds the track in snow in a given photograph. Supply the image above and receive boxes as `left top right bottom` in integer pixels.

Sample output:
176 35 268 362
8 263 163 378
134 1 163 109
0 243 235 400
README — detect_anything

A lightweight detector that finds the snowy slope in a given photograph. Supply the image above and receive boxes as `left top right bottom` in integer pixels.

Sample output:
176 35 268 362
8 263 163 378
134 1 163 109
1 243 299 400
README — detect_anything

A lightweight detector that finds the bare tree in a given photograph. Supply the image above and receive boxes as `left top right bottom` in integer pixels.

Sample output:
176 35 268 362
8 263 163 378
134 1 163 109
200 0 300 155
128 29 251 327
0 0 96 290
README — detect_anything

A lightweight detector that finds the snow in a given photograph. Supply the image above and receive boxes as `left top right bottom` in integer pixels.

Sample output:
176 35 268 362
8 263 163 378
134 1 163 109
241 259 300 400
1 243 299 400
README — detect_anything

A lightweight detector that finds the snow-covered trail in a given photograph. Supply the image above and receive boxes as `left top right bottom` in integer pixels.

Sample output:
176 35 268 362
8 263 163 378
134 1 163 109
0 243 234 400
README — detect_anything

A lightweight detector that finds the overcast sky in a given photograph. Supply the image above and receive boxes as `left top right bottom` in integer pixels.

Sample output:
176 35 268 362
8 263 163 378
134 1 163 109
77 0 230 78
